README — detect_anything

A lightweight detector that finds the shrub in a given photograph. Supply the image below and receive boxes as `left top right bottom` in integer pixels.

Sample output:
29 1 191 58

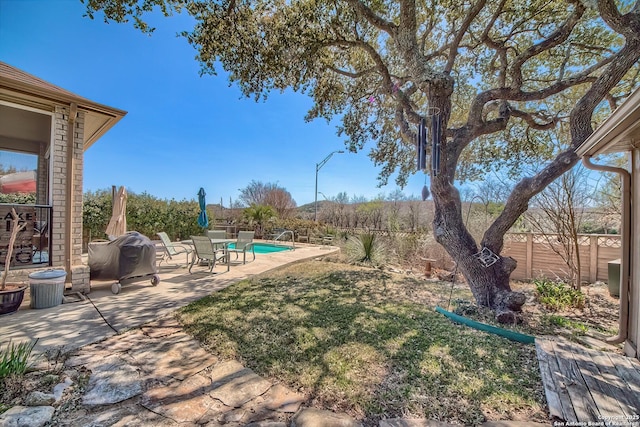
542 315 588 335
534 278 585 310
345 233 386 266
83 189 207 245
0 340 38 379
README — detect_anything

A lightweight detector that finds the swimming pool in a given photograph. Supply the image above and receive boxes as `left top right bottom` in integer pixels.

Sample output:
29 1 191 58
228 242 293 254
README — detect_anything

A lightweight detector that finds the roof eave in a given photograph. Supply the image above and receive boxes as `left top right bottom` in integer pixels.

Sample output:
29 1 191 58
0 77 127 151
0 77 127 117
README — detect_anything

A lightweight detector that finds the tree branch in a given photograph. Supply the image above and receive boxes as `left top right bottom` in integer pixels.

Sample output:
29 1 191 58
598 0 639 38
510 3 585 88
570 40 640 144
445 0 488 73
483 149 579 252
327 65 376 78
510 108 560 130
344 0 398 36
484 37 640 252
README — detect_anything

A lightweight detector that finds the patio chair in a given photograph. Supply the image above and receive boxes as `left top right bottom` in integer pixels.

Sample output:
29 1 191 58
207 229 227 251
157 232 193 267
207 230 226 239
189 235 226 273
227 230 256 264
296 229 309 243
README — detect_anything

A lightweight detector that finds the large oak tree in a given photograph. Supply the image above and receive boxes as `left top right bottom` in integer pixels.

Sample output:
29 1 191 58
85 0 640 321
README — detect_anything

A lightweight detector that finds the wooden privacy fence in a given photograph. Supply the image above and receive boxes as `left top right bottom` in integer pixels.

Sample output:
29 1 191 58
503 233 621 283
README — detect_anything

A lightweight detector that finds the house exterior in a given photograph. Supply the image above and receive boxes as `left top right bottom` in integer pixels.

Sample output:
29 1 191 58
0 61 126 292
576 88 640 360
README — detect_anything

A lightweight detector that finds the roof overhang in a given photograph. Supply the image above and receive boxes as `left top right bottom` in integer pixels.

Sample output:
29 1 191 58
0 62 127 151
576 88 640 157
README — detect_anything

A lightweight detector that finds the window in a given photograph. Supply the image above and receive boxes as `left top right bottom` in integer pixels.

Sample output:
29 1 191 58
0 150 37 204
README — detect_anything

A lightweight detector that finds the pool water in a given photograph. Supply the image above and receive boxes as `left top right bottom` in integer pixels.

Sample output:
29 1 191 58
228 242 292 254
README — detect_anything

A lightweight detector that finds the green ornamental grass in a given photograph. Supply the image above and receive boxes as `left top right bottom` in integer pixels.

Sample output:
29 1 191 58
0 339 38 379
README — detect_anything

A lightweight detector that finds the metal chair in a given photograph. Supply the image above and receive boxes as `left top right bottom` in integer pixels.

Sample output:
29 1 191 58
189 236 226 273
157 232 193 267
207 230 226 239
227 230 256 264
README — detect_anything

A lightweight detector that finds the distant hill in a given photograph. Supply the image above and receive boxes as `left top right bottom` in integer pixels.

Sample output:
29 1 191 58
297 200 333 214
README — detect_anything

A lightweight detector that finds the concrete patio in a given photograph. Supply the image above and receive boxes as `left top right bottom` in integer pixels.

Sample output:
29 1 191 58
0 243 340 354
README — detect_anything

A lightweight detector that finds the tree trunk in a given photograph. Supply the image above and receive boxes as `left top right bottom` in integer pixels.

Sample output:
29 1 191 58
431 178 526 323
428 84 525 322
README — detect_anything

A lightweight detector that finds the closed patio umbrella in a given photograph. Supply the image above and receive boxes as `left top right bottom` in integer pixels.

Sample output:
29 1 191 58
197 187 208 228
106 186 127 239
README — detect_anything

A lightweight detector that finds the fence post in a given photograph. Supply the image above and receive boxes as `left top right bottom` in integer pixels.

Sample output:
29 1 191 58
526 233 533 279
590 235 598 283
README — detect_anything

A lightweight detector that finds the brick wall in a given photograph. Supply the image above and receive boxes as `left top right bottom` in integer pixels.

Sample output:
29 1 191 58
52 106 89 292
37 142 48 205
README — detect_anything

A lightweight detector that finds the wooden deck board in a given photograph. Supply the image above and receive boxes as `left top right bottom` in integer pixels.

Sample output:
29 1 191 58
551 340 602 421
569 343 635 418
536 338 640 423
591 351 640 416
536 340 577 421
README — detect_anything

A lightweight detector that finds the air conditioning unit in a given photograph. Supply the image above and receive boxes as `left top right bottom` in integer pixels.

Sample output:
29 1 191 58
607 258 621 297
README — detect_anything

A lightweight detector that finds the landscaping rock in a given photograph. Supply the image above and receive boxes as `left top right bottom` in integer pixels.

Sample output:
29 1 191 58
82 355 143 406
263 384 305 413
380 419 457 427
24 391 55 406
52 377 73 402
0 405 54 427
292 408 362 427
245 422 287 427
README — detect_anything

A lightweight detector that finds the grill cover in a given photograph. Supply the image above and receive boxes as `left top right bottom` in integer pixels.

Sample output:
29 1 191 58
89 232 157 281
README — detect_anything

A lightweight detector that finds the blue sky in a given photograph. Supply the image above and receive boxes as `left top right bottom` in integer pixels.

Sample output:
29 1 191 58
0 0 428 206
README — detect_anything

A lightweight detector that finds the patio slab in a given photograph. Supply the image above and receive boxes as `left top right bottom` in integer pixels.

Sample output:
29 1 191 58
0 243 339 354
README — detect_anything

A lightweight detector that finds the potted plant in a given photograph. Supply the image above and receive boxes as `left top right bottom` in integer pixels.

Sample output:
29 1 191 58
0 208 28 315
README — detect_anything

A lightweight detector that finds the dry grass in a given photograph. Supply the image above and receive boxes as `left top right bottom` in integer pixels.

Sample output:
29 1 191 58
178 260 549 425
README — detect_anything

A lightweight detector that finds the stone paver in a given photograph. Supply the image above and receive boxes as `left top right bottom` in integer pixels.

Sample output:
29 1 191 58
263 384 305 413
140 315 183 338
0 406 54 427
209 364 272 408
129 331 218 381
141 372 214 423
82 354 143 406
291 408 363 427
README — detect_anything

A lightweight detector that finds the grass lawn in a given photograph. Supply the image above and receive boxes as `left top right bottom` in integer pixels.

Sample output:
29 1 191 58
177 260 547 425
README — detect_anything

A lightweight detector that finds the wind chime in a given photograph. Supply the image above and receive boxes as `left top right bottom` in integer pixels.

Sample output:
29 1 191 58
418 110 500 268
416 108 442 200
